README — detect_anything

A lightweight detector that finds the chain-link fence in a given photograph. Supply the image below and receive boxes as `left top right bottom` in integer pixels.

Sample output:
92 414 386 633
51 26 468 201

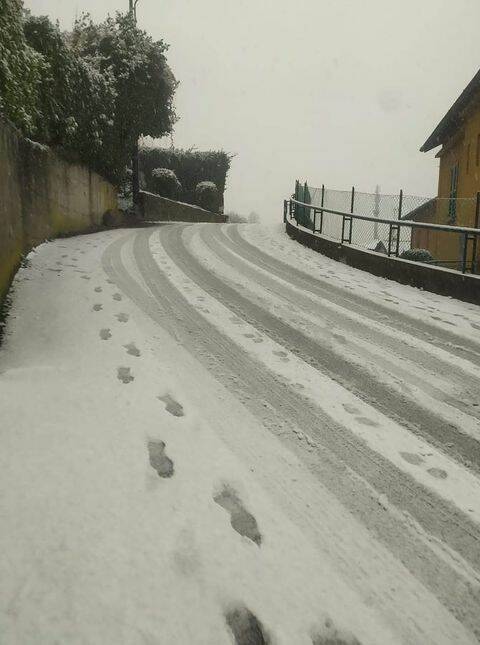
289 181 480 273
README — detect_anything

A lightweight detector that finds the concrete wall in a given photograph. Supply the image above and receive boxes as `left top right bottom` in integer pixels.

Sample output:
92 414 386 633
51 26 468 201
286 220 480 306
0 117 117 302
140 190 227 223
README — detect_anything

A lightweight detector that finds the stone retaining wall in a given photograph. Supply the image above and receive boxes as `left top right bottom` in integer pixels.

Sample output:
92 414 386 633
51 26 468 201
139 190 227 223
0 117 117 302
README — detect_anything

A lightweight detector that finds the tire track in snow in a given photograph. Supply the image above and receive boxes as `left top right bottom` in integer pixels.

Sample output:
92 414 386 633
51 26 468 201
210 225 480 390
153 225 480 519
166 223 480 475
227 225 480 367
195 225 480 429
102 227 480 641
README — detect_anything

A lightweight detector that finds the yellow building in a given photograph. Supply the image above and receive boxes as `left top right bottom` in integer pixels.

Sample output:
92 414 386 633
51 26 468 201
414 69 480 269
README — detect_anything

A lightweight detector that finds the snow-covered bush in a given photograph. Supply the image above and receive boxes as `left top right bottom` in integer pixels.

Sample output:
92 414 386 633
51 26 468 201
70 12 178 184
23 14 116 177
0 0 45 136
151 168 181 199
195 181 219 212
400 248 434 263
0 3 178 186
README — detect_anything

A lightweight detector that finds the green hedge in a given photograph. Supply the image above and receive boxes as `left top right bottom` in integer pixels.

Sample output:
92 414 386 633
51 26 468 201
140 147 232 212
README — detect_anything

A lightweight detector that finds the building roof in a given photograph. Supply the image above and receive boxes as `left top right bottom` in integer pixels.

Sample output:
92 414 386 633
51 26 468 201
401 197 436 221
420 69 480 152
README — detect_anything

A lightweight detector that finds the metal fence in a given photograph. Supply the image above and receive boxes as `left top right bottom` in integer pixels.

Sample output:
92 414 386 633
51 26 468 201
285 181 480 274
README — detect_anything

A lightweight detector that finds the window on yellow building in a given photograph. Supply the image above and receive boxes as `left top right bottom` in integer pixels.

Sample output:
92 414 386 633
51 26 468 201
477 134 480 166
466 142 471 174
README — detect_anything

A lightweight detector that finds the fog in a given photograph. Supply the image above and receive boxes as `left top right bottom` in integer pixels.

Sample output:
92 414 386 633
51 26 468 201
25 0 480 222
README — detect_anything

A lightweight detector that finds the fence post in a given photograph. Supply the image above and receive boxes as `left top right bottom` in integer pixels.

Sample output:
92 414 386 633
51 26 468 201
395 189 403 256
461 232 469 274
472 191 480 274
320 184 325 233
344 186 354 243
388 225 393 257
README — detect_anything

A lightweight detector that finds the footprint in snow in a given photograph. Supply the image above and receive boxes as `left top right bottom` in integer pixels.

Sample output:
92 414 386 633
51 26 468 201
147 440 174 478
117 366 134 384
428 467 448 480
124 342 140 357
400 451 424 466
116 312 129 323
225 607 270 645
354 416 378 427
81 275 91 280
214 483 262 546
93 304 103 311
94 286 102 293
158 394 184 417
311 618 361 645
342 403 360 415
113 293 122 301
99 328 111 340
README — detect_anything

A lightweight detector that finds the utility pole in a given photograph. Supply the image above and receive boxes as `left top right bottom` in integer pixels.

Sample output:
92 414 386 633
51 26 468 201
129 0 140 215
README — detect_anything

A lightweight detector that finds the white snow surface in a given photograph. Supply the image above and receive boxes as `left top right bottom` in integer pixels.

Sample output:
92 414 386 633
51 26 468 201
0 223 479 644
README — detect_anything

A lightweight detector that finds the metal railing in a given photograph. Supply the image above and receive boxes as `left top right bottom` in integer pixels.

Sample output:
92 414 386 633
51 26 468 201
283 186 480 274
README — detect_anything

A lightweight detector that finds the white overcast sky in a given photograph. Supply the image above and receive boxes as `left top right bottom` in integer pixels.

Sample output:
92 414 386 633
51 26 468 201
24 0 480 222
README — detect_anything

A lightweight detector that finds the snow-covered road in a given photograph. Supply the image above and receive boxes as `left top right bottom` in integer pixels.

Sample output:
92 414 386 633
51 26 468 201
1 222 480 644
